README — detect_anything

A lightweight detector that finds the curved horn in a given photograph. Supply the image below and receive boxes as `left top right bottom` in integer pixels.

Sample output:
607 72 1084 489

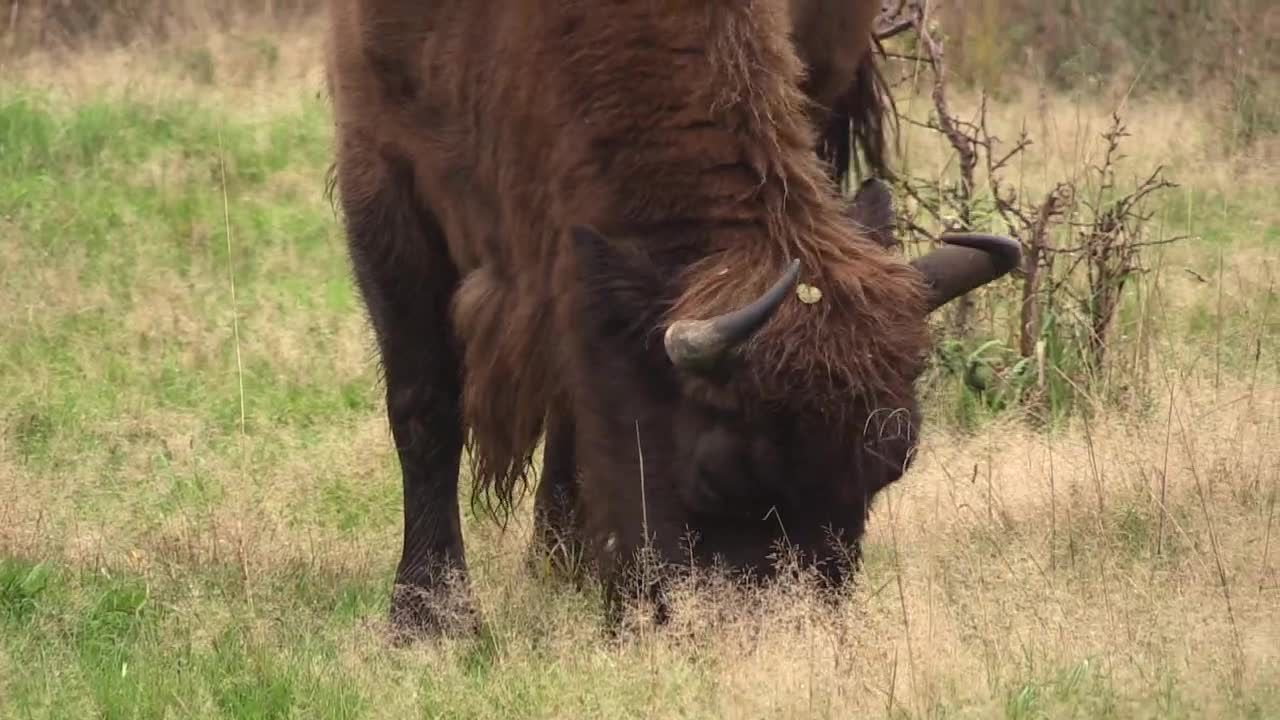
664 259 802 371
910 233 1022 313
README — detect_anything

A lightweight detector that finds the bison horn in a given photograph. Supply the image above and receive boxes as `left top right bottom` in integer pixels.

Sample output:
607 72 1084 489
910 233 1022 313
664 259 802 370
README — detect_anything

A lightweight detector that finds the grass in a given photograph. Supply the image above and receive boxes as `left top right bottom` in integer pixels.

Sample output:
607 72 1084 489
2 19 1279 719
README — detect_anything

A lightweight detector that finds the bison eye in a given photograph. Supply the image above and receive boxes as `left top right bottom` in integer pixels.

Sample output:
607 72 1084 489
693 426 742 479
749 434 784 480
683 424 753 511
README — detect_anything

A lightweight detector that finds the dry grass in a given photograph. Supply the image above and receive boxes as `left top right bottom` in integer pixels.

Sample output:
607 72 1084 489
1 10 327 118
7 377 1274 717
1 15 1278 720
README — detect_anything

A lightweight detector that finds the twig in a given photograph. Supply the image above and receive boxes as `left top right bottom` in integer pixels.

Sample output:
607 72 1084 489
873 0 916 40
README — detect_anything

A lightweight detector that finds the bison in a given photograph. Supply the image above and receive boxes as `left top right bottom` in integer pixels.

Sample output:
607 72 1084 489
325 0 1018 634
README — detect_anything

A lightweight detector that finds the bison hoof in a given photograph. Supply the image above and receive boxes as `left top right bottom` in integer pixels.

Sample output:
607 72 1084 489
386 582 478 643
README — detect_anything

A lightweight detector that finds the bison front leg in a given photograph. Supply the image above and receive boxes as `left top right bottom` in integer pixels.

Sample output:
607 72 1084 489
529 409 587 581
337 151 471 639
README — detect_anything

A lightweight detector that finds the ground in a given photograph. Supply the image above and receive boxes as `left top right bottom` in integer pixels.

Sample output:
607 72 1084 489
1 21 1278 720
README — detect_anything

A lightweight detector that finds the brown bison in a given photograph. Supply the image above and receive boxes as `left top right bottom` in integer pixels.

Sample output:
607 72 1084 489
325 0 1018 634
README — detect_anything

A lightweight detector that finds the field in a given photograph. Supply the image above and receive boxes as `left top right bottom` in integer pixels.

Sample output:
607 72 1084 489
2 13 1279 720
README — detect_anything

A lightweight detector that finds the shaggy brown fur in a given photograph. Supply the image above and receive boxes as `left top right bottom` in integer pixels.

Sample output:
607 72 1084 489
327 0 928 631
660 8 923 415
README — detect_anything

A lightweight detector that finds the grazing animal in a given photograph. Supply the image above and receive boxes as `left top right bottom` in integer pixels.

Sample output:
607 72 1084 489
325 0 1019 634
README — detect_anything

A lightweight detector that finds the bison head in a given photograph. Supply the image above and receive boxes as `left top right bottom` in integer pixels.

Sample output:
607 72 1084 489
567 182 1019 591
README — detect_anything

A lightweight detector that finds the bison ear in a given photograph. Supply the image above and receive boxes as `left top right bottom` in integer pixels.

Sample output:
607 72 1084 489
570 225 665 340
846 177 898 250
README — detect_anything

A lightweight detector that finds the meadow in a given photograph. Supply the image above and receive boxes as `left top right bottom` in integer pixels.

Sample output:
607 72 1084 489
1 13 1278 719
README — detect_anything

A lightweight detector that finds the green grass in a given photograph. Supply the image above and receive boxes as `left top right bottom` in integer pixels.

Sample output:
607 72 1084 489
0 86 367 480
1 558 380 720
0 555 726 719
2 38 1279 719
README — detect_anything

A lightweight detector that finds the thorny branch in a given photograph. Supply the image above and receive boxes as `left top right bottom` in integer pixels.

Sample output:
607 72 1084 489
913 3 977 222
874 0 1186 403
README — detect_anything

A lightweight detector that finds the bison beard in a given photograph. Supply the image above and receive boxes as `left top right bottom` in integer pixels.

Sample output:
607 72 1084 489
326 0 1018 636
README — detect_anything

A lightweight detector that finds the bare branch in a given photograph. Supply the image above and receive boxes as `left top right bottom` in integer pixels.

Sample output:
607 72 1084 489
874 0 917 40
875 18 915 41
878 0 1183 379
880 51 929 63
911 3 978 235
